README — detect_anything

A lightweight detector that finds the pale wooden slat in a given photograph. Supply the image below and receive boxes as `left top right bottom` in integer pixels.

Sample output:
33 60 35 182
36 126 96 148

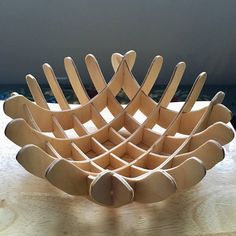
43 63 70 110
159 62 186 108
64 57 90 104
26 74 49 109
85 54 107 93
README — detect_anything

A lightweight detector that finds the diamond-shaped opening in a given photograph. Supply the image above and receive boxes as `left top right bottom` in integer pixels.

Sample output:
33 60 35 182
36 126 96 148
113 142 145 163
174 132 188 138
43 131 55 138
83 120 98 133
133 153 166 170
90 105 107 129
105 154 127 170
86 138 107 159
71 137 107 160
101 128 124 149
133 109 147 124
118 126 131 138
139 92 156 117
161 136 187 156
48 103 62 111
100 107 115 123
93 153 131 176
111 143 129 162
136 142 149 150
115 89 130 105
137 128 161 151
127 129 149 151
120 153 135 163
124 113 140 134
132 156 148 168
72 115 88 136
86 150 97 158
151 139 169 156
91 154 109 169
64 128 80 138
71 144 88 161
91 153 126 171
151 123 166 134
102 140 115 150
147 153 171 170
107 90 124 116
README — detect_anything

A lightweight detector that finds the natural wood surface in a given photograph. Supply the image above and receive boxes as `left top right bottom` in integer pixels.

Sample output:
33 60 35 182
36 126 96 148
1 101 236 235
3 51 234 207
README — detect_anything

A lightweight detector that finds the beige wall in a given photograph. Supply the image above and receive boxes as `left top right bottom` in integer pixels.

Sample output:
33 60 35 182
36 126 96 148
0 0 235 85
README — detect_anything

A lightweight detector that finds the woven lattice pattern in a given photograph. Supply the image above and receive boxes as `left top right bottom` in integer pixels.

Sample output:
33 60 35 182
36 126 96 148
4 50 234 207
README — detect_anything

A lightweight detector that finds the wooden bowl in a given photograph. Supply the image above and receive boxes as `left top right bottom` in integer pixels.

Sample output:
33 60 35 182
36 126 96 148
4 50 234 207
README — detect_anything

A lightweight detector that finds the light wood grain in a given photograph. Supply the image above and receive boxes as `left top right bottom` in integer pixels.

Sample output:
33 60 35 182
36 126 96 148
3 52 234 208
1 101 236 235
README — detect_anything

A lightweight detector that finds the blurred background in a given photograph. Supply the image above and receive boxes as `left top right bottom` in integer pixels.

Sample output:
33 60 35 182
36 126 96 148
0 0 235 124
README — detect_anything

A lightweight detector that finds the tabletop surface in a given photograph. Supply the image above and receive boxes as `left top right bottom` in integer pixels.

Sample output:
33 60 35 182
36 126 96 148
0 101 236 236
